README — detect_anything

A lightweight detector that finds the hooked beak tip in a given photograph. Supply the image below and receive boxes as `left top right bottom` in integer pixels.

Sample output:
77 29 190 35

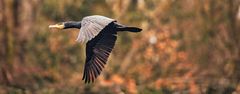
49 25 55 28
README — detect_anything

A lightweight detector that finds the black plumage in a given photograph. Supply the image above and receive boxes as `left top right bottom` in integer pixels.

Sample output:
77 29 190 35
83 22 117 83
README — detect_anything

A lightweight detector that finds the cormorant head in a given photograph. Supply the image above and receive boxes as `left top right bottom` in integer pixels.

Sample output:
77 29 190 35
49 21 81 29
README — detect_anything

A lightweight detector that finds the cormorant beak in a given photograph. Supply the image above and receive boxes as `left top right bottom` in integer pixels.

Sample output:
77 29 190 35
49 23 64 29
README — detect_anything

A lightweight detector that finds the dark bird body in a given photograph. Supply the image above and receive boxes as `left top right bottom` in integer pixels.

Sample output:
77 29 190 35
49 15 142 83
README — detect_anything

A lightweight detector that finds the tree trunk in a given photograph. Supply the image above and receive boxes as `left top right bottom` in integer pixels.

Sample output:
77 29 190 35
0 0 16 85
4 0 15 65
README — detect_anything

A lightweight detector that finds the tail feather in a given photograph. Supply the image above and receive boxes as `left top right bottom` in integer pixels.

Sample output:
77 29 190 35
114 22 142 32
117 27 142 32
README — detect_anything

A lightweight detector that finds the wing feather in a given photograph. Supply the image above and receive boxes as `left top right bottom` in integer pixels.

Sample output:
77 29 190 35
76 15 115 43
82 32 117 83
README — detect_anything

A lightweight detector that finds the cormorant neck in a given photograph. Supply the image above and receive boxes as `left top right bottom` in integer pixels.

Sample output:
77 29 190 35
63 21 81 29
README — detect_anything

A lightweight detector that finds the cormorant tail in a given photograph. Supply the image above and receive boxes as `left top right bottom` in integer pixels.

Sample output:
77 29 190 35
114 22 142 32
117 27 142 32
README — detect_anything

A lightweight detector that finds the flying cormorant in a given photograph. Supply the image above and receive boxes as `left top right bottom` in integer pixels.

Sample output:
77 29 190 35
49 15 142 83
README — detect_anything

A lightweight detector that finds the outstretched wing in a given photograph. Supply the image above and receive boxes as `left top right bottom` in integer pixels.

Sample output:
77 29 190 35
76 15 115 43
82 32 117 83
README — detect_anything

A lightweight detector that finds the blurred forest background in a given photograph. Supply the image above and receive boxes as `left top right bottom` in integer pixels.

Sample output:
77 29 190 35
0 0 240 94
